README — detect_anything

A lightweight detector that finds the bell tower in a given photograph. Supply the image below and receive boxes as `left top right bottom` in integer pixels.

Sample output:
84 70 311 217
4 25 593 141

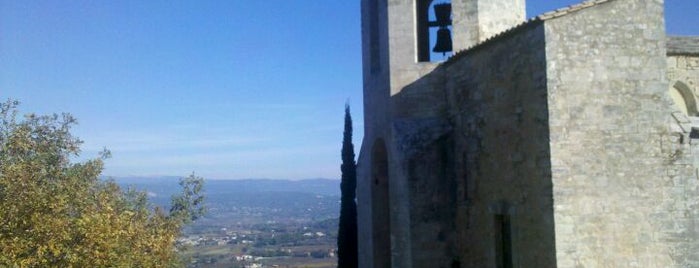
357 0 526 267
359 0 527 144
360 0 526 101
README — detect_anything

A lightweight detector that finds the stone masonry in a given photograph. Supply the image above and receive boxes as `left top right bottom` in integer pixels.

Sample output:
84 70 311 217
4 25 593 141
357 0 699 267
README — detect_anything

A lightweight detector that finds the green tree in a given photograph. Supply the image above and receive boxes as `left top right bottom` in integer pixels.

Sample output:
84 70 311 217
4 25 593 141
0 100 205 267
337 104 358 268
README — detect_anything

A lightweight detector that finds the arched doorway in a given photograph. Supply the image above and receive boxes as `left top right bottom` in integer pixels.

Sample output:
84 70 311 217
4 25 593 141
371 139 391 267
669 81 698 116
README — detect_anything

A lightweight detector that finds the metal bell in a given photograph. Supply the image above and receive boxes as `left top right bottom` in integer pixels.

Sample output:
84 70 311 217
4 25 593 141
433 28 453 54
433 3 452 27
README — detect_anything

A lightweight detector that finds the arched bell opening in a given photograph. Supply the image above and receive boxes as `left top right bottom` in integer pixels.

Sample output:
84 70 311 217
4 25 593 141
371 138 391 268
416 0 453 62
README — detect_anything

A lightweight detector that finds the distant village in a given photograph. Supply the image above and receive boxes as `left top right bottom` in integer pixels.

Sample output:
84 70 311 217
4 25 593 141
177 195 339 268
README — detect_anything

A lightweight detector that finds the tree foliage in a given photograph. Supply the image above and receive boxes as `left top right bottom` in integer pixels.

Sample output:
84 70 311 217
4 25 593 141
0 100 205 267
337 104 358 268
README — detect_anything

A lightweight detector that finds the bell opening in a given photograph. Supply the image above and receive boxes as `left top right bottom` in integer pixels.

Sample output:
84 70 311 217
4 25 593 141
417 0 453 62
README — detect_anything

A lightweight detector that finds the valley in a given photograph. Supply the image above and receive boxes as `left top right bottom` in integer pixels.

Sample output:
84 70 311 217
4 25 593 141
115 177 342 268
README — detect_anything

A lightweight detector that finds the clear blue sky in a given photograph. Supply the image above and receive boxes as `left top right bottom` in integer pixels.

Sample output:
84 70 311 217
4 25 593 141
1 1 697 180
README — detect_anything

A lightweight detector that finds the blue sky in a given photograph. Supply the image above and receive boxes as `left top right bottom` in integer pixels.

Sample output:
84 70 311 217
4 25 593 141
1 1 697 180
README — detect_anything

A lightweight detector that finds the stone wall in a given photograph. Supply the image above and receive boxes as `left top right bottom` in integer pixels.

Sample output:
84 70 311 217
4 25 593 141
474 0 525 44
444 22 556 267
544 0 699 266
405 134 458 268
385 15 554 267
451 0 526 51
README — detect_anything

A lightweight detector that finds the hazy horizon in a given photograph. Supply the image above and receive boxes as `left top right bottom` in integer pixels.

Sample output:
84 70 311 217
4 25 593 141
105 175 340 181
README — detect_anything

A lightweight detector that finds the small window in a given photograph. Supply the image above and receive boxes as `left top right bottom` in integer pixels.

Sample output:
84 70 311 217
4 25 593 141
416 0 453 62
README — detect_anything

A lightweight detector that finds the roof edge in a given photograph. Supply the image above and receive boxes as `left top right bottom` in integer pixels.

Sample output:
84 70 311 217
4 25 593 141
536 0 614 20
444 0 617 65
667 36 699 56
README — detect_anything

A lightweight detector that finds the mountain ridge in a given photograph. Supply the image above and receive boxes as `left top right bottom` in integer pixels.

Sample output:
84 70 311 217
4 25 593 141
104 176 341 198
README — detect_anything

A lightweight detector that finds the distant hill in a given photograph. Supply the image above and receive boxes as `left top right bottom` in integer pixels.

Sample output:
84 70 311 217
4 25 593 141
107 176 340 197
106 176 342 226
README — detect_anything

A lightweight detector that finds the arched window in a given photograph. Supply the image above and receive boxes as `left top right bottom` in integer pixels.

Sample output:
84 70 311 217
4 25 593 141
669 81 697 116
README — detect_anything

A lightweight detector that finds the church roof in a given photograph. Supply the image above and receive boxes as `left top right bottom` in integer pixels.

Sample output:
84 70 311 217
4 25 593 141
447 0 616 64
667 36 699 56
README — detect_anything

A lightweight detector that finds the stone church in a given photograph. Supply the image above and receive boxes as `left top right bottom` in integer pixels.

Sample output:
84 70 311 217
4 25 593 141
355 0 699 267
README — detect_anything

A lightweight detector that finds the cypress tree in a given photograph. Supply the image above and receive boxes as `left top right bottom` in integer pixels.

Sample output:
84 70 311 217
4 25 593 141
337 104 358 268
